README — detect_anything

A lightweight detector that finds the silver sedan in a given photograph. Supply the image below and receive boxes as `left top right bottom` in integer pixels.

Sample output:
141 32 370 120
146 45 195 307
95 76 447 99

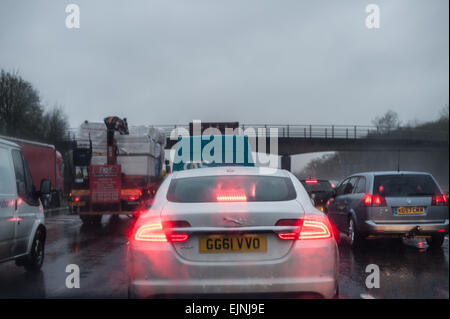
127 166 339 298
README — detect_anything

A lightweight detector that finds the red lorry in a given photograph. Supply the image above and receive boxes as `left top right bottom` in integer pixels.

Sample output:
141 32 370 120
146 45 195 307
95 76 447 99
0 135 64 208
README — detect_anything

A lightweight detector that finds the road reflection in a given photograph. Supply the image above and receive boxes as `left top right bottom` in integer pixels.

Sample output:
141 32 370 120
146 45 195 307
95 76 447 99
339 236 448 299
0 214 448 299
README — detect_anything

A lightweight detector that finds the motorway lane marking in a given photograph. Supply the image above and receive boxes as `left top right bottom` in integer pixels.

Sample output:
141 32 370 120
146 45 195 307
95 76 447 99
45 216 82 225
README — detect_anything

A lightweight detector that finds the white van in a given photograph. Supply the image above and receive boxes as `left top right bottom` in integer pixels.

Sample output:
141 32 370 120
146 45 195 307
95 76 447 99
0 138 47 271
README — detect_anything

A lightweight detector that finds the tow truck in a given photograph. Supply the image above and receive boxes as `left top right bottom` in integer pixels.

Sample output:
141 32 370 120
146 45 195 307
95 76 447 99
68 117 165 223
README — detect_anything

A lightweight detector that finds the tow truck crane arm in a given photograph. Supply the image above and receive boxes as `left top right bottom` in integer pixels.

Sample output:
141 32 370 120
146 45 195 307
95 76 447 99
103 116 129 165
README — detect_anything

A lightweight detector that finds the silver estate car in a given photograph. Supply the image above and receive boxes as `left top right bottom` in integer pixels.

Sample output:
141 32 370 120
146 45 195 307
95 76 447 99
326 171 449 248
128 166 339 299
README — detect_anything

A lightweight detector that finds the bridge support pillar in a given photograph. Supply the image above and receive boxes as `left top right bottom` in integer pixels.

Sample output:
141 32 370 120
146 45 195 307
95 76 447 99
281 154 291 171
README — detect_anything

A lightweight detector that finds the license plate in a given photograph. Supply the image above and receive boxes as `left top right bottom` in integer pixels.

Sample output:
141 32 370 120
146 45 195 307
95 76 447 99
395 206 425 215
199 234 267 254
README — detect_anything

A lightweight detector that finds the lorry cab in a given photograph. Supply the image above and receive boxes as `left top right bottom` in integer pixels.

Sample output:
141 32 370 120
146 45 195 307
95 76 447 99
0 138 47 271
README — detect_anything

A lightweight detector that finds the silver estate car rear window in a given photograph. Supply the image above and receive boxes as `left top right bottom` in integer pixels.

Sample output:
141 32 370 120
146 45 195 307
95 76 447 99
373 174 440 197
167 175 297 203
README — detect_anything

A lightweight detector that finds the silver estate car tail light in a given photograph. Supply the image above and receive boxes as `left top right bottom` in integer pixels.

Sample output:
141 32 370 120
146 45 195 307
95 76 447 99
432 194 448 206
361 194 387 207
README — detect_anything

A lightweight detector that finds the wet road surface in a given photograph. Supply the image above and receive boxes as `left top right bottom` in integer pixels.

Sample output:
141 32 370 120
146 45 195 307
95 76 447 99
0 212 448 299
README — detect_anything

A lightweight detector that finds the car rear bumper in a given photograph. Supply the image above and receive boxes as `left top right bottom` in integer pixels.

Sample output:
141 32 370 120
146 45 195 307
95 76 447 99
130 277 337 299
363 219 449 237
128 239 339 299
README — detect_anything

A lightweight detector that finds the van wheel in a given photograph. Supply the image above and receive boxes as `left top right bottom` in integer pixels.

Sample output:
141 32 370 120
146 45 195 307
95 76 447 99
24 229 45 272
348 218 365 249
426 235 445 248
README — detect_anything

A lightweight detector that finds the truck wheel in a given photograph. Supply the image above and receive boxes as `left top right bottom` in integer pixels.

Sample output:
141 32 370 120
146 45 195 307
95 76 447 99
426 235 445 249
80 215 92 224
93 215 102 224
24 228 45 272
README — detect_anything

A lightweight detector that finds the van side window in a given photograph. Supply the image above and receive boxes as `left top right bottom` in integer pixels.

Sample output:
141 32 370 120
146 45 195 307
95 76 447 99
0 147 15 195
12 150 25 196
11 150 35 201
23 155 34 197
353 177 366 194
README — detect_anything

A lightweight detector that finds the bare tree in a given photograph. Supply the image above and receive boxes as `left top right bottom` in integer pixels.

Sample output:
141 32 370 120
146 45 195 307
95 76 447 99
0 70 70 149
42 104 69 149
372 110 400 133
0 70 44 139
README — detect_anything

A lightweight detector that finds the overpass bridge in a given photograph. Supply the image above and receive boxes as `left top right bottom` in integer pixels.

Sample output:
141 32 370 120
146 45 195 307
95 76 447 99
67 124 449 171
152 124 449 170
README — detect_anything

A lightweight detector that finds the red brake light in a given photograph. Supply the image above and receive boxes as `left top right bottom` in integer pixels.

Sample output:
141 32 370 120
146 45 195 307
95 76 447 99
134 220 190 242
275 219 301 240
74 196 80 203
299 220 332 239
305 180 318 184
275 217 334 240
362 194 386 207
134 223 167 242
216 190 247 202
432 194 448 206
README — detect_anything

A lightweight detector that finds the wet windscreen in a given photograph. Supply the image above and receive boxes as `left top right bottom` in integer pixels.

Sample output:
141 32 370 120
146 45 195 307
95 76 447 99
373 174 440 197
167 175 297 202
301 181 333 193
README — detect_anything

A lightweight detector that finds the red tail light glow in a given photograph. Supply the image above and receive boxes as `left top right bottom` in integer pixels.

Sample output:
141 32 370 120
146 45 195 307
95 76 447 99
122 189 143 202
134 223 167 242
134 220 190 242
432 194 448 206
305 179 318 184
216 190 247 202
276 217 334 240
299 220 332 239
362 194 386 207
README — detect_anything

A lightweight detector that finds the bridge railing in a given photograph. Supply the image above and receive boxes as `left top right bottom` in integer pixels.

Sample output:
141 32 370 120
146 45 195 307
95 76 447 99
240 124 449 141
66 124 448 141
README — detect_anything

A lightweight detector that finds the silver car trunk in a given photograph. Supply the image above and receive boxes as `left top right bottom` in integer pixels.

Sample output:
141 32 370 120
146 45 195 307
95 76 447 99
161 200 305 262
369 173 448 223
369 196 447 223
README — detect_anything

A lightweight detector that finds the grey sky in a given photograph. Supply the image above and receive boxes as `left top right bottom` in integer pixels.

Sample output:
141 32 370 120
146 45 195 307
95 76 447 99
0 0 448 130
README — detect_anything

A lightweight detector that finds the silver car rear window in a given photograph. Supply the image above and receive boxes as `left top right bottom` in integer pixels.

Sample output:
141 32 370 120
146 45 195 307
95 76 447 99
373 174 440 197
167 175 297 203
